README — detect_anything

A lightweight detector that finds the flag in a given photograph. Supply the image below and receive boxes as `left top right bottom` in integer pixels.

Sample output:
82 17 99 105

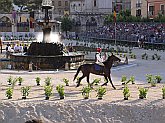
114 6 116 23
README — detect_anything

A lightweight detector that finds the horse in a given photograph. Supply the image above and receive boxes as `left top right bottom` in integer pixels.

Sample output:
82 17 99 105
73 53 121 89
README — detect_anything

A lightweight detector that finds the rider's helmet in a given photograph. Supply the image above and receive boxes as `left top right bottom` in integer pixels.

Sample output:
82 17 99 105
96 47 102 53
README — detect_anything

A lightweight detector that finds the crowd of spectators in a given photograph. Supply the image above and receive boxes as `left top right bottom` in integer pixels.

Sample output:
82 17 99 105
79 23 165 44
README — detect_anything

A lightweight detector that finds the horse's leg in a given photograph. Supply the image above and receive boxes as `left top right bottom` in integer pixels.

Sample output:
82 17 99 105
108 75 116 89
87 74 93 88
101 76 108 86
76 75 86 87
86 74 90 86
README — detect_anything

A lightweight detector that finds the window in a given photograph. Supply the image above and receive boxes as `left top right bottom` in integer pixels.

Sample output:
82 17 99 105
58 1 61 6
94 0 96 7
149 6 154 16
136 9 141 17
65 1 68 6
160 5 164 15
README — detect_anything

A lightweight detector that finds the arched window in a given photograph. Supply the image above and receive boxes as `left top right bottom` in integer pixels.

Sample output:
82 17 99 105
0 16 12 32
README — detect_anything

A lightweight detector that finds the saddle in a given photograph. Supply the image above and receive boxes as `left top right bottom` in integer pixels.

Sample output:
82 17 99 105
94 62 104 71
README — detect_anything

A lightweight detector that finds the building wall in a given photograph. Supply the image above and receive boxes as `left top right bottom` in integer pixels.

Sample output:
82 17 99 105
131 0 165 18
148 0 165 18
52 0 70 17
131 0 148 18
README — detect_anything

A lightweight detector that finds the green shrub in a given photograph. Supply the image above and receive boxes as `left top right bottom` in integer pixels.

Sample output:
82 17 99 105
7 76 12 85
162 86 165 99
6 87 13 99
44 85 53 100
63 78 69 86
21 86 31 99
155 75 162 83
123 86 130 100
121 75 127 85
96 86 106 99
44 77 51 86
35 77 41 86
129 76 135 84
56 85 65 99
18 77 23 85
139 87 148 99
146 74 153 83
81 86 91 99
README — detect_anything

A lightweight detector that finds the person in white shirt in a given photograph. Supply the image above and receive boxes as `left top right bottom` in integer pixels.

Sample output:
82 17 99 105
95 48 103 63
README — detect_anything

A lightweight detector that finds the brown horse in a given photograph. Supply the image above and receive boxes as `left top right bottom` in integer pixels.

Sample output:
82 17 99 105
73 54 121 89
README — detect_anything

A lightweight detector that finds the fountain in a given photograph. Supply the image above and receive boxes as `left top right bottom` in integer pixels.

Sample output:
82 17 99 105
10 0 84 70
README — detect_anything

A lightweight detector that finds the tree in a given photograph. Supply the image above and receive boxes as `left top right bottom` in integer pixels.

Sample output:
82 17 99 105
0 0 13 13
61 17 73 36
13 0 42 11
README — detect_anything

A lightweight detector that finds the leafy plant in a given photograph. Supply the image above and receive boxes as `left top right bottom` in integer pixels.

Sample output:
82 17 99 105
18 77 23 85
146 74 153 83
150 79 156 87
128 76 135 84
81 86 91 99
91 78 101 86
56 85 65 99
162 86 165 99
21 86 31 99
139 87 148 99
123 86 130 100
96 86 106 99
35 77 41 86
44 77 51 86
44 85 53 100
121 75 127 85
155 75 162 83
63 78 69 86
6 87 13 99
7 76 12 85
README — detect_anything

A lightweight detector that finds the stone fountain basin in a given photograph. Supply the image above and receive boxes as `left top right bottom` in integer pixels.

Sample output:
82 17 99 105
10 52 84 70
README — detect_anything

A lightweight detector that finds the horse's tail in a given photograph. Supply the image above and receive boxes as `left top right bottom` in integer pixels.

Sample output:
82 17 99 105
73 65 82 81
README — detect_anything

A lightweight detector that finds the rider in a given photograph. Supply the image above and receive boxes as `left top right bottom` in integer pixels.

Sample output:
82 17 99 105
95 47 103 64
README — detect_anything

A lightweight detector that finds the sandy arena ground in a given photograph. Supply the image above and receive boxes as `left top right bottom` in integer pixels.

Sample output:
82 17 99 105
0 47 165 123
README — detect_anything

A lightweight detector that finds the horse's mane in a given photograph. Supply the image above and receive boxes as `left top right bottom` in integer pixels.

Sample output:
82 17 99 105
102 56 111 65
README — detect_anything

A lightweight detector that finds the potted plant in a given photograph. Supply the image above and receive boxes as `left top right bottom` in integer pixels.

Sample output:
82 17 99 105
92 78 101 86
96 86 106 100
56 85 65 99
35 77 41 86
155 75 162 83
44 85 53 100
18 77 23 86
63 78 69 86
150 79 156 87
129 76 135 84
162 86 165 99
7 76 12 85
121 75 127 85
81 86 91 99
123 86 130 100
44 77 51 86
138 87 148 99
6 87 13 99
21 86 31 99
146 74 153 83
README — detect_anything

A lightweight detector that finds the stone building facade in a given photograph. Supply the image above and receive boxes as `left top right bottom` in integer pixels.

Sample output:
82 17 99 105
131 0 165 18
